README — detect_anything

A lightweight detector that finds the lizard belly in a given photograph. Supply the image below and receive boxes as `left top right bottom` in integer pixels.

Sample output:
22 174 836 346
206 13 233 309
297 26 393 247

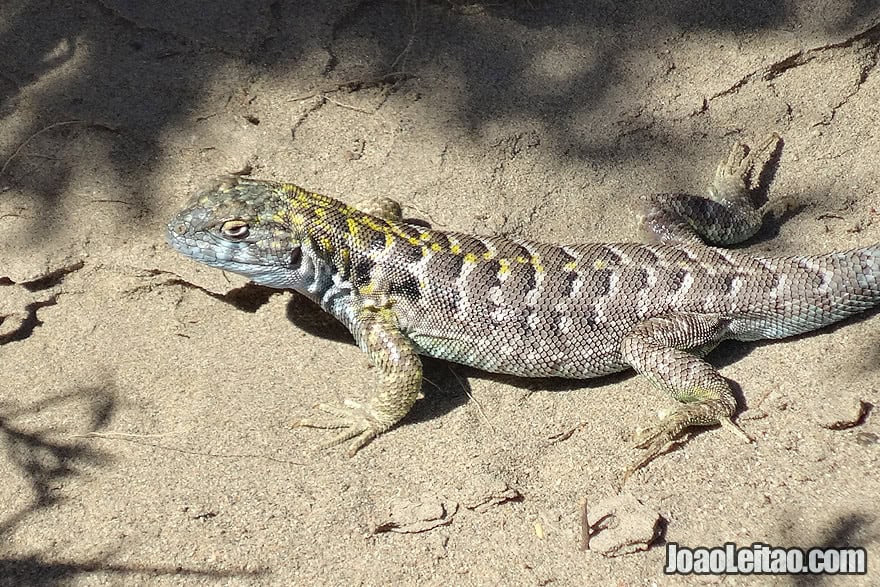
406 315 630 379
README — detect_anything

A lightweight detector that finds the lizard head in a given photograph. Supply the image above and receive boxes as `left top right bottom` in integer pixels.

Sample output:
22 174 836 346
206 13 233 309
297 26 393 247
166 176 314 290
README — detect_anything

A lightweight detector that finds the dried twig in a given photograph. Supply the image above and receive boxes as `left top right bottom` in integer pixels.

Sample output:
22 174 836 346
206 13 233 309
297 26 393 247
0 120 117 178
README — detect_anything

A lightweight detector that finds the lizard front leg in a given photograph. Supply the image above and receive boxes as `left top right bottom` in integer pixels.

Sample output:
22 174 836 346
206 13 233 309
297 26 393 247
620 312 751 483
293 307 423 456
351 196 404 221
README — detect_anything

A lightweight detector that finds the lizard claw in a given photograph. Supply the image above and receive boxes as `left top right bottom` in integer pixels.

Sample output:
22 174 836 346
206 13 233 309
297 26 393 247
620 419 690 487
719 416 752 443
292 400 387 456
620 409 751 487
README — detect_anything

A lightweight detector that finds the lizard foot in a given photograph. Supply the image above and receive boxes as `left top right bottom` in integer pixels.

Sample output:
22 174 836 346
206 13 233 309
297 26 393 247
292 399 393 456
709 132 781 202
621 405 752 486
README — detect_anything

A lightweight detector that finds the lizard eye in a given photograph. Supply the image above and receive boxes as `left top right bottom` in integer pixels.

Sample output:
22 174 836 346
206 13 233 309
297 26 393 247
220 220 250 240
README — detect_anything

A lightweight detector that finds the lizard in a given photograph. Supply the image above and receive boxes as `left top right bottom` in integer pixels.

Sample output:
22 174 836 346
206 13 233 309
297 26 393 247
165 134 879 481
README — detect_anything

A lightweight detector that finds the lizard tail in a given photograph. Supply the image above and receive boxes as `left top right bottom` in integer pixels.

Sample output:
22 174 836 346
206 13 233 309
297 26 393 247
742 244 880 340
821 244 880 315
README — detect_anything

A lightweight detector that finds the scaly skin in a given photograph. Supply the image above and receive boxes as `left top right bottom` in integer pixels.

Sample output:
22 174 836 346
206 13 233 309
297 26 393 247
166 135 879 482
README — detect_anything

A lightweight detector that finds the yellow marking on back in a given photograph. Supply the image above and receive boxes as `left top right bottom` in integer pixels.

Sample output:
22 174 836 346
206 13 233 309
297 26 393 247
450 243 462 254
347 217 361 238
313 218 332 233
593 259 608 270
419 232 432 241
530 255 545 273
289 211 306 227
463 252 478 263
335 199 356 215
430 242 442 252
498 258 511 276
563 261 578 271
359 216 387 233
344 211 430 251
346 215 391 250
281 184 360 221
482 250 496 260
269 207 304 228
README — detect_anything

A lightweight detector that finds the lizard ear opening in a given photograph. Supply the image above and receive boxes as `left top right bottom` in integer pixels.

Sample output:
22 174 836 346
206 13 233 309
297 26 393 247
289 246 302 268
221 219 250 240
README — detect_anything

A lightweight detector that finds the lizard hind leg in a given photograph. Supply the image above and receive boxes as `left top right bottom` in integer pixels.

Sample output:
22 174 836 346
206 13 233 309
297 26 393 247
641 133 781 247
619 312 751 485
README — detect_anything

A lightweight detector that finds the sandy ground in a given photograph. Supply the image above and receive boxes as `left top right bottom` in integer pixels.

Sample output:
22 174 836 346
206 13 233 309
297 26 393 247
1 1 879 585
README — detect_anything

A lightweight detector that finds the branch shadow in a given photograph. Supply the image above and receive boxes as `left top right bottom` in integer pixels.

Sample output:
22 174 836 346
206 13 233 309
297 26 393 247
0 556 267 587
0 388 113 522
1 0 875 242
0 383 266 585
787 513 874 585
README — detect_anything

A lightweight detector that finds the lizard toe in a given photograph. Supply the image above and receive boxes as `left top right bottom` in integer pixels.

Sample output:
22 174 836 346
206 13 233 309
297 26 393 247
291 401 389 456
